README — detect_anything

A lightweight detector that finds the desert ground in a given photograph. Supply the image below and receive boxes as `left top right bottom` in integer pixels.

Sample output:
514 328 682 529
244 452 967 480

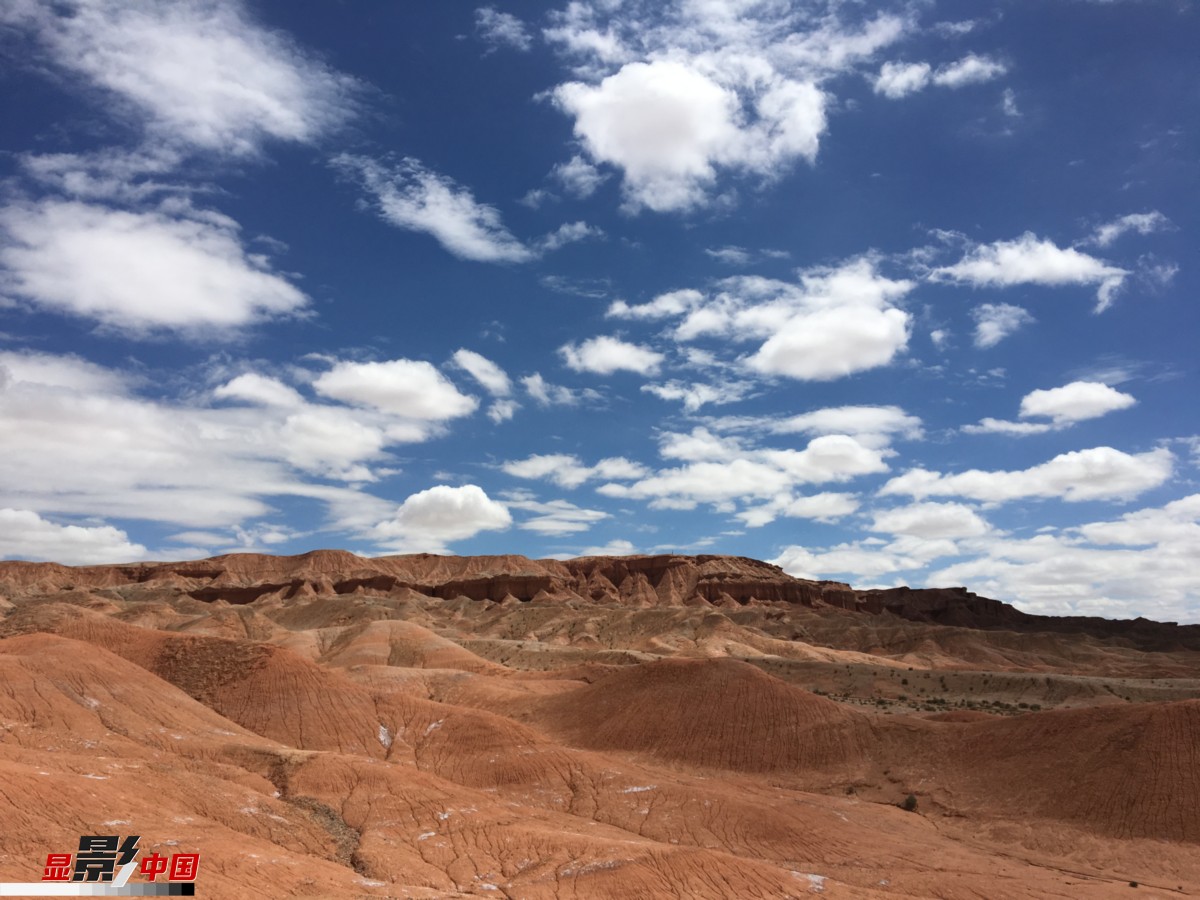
1 551 1197 898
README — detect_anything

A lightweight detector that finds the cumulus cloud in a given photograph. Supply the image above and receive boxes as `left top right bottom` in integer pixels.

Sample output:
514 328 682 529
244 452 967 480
333 155 534 263
559 335 664 375
502 454 648 489
0 351 417 534
933 233 1129 312
874 54 1005 99
737 491 860 527
504 494 610 535
881 446 1173 503
313 359 478 420
962 418 1055 437
965 381 1136 435
611 258 913 381
0 199 307 334
931 54 1007 88
870 501 990 539
971 303 1034 349
712 404 922 450
607 289 704 321
213 373 305 408
3 0 357 156
598 428 889 512
475 7 533 52
704 246 752 266
1019 380 1136 424
1088 211 1171 248
641 378 753 412
521 372 581 406
0 508 148 564
926 494 1200 620
371 485 511 552
772 405 923 444
773 542 920 581
873 61 931 98
552 155 608 198
451 349 511 396
544 2 908 211
537 220 604 252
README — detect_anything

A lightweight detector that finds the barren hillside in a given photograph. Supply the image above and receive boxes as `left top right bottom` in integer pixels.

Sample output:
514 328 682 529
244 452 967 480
1 551 1197 897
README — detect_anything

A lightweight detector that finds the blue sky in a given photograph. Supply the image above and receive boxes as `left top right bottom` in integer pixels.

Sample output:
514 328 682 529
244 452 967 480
0 0 1197 622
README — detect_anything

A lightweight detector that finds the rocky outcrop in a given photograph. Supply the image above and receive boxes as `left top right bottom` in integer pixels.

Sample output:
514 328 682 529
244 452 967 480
4 551 1198 650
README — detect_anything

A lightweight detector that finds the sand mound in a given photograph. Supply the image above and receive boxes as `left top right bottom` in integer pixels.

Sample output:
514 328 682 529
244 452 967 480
539 657 876 773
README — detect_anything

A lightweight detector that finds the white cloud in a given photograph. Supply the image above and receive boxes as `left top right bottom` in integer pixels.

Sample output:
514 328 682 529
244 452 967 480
544 2 906 211
770 405 923 445
475 7 533 52
610 259 914 381
641 379 753 411
278 407 387 481
0 351 406 531
20 147 182 203
871 501 990 539
773 542 919 581
704 246 752 266
874 54 1005 100
5 0 357 155
931 54 1007 88
0 508 147 564
1001 88 1020 117
737 491 860 527
964 380 1136 435
926 495 1200 620
1089 211 1171 248
576 539 637 557
552 155 608 197
881 446 1173 503
538 220 604 252
451 349 511 396
505 495 610 535
747 304 910 380
972 302 1033 348
333 155 533 263
1018 380 1136 424
486 399 520 424
560 336 664 375
934 233 1129 312
213 373 304 408
607 289 703 321
0 199 307 333
521 372 580 407
962 417 1055 436
371 485 512 553
553 60 750 212
873 61 930 98
599 429 889 511
0 349 131 394
313 359 478 420
502 454 647 489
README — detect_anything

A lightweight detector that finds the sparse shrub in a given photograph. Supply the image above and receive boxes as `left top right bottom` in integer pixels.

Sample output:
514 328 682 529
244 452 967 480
901 678 908 685
900 794 918 812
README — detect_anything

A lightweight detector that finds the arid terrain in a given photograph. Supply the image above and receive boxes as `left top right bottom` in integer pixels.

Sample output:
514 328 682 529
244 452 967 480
1 551 1198 898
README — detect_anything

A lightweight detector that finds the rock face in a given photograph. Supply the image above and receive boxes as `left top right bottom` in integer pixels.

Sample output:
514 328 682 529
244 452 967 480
3 550 1197 652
